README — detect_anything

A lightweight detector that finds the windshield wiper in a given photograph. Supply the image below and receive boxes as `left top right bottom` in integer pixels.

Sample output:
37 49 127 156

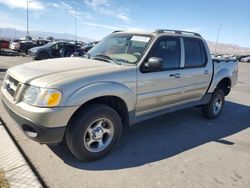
93 54 121 65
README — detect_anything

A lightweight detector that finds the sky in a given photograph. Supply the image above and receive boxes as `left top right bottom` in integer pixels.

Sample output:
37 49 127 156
0 0 249 47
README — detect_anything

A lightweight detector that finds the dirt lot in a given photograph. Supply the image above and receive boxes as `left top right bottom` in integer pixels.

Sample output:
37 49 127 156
0 56 250 188
0 170 9 188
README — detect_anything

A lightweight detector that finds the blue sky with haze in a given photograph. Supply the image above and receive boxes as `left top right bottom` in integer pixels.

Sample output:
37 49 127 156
0 0 249 47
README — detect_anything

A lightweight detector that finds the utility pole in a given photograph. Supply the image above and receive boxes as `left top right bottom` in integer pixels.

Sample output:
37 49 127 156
14 26 16 39
75 9 77 42
214 24 223 54
27 0 29 37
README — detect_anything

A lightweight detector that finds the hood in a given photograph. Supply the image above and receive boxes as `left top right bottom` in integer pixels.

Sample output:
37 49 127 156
7 57 124 87
29 46 45 51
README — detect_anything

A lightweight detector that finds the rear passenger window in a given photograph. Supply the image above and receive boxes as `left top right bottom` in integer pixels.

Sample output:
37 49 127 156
149 37 181 69
184 38 206 67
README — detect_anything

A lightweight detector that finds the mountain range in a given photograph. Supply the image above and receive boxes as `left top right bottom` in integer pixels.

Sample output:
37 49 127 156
207 41 250 55
0 28 92 42
1 28 250 55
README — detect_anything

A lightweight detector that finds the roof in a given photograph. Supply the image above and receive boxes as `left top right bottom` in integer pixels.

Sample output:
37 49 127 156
113 29 202 38
112 30 155 36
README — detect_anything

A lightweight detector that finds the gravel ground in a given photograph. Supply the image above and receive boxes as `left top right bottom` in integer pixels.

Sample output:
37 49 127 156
0 170 9 188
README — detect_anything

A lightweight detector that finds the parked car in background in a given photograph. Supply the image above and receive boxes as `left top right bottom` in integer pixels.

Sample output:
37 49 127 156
82 45 94 54
19 39 50 54
2 29 238 161
0 40 10 49
46 37 54 41
9 41 21 51
241 56 250 62
9 39 50 54
28 41 84 60
9 36 32 52
81 41 99 54
239 55 250 62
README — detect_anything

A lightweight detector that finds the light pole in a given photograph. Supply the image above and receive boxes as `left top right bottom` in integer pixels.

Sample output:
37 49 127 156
27 0 29 37
214 24 223 54
74 9 77 42
14 26 16 39
26 0 32 38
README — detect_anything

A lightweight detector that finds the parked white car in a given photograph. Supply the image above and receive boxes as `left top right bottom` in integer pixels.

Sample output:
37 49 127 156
241 56 250 62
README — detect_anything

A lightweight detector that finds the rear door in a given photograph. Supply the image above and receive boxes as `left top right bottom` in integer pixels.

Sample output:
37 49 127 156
51 42 65 57
179 37 212 101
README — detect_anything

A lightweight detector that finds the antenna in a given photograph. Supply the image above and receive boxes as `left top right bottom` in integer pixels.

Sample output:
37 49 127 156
214 24 223 54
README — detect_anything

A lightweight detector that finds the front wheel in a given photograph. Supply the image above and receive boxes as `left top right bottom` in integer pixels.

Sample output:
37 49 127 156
38 51 49 60
201 89 225 119
66 104 122 161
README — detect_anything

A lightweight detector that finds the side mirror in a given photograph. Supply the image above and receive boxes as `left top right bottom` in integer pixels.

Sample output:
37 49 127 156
144 57 163 70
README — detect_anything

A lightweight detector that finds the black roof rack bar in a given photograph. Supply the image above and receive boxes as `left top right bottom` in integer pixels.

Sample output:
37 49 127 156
112 30 123 33
154 29 201 37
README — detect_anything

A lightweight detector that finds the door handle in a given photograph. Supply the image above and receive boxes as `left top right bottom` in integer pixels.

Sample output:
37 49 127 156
169 73 181 78
204 70 209 74
175 73 181 78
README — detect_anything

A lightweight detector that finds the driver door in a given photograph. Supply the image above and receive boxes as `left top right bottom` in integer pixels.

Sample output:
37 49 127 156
136 36 185 115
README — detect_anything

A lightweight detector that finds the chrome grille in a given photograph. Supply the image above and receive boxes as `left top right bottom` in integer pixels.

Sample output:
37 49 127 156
4 75 19 98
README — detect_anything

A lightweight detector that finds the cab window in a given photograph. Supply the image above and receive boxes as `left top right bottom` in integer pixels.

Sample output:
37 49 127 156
184 38 207 67
148 37 181 69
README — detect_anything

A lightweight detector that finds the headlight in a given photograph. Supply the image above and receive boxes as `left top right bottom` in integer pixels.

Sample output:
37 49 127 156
23 86 62 107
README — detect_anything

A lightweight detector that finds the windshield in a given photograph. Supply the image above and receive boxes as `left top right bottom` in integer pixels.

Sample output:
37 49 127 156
42 42 54 48
87 34 152 64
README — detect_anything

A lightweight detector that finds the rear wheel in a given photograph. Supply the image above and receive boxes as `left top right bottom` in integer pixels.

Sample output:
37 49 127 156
202 89 225 119
66 104 122 161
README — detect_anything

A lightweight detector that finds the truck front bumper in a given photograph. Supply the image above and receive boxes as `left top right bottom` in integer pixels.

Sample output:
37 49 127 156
2 99 66 144
1 91 79 144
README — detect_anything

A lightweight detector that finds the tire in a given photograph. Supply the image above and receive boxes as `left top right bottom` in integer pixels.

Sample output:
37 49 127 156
66 104 122 161
65 49 74 57
38 51 49 60
201 89 225 119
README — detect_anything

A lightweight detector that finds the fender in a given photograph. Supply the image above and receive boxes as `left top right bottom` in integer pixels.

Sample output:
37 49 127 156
208 67 232 93
65 82 136 112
